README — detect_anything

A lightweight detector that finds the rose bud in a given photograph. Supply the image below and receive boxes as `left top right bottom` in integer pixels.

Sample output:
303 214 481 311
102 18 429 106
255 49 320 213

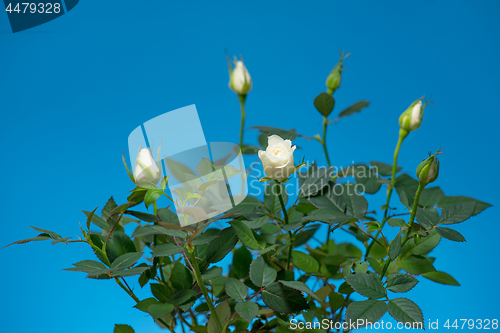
229 60 252 96
399 99 426 134
258 135 296 182
134 148 161 184
416 152 441 185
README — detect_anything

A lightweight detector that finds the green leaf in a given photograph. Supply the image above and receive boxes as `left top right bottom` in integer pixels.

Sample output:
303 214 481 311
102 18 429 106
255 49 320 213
125 210 158 222
191 234 221 246
329 292 344 310
157 207 180 224
102 197 118 221
235 301 259 323
250 126 304 141
342 184 368 219
150 283 171 303
144 189 162 209
345 273 387 299
345 300 387 328
114 324 135 333
261 282 309 313
64 260 107 273
387 298 424 328
422 271 460 286
336 100 370 121
134 297 160 313
196 157 215 178
249 256 277 287
198 227 238 267
292 251 320 273
230 220 261 250
264 182 287 217
244 216 270 229
408 229 441 255
207 300 231 333
419 187 445 208
1 234 50 249
386 274 418 293
131 225 186 238
400 255 435 275
299 166 333 198
112 266 149 277
171 262 193 290
415 207 439 229
438 195 491 216
259 244 279 255
355 169 382 195
152 243 185 257
111 252 142 269
28 226 61 240
279 280 321 302
436 227 466 242
225 278 248 300
370 161 402 177
160 176 169 192
82 210 109 229
301 208 348 224
387 218 406 228
308 183 346 215
314 92 335 117
169 289 196 305
389 231 402 260
241 145 260 155
232 246 252 279
201 266 223 280
438 201 476 225
147 304 174 319
107 232 137 262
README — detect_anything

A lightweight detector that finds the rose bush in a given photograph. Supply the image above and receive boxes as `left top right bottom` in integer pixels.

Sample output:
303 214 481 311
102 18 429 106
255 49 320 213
4 54 491 333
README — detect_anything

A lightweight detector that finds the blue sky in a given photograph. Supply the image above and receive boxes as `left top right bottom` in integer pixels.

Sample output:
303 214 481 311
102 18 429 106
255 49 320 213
1 0 499 332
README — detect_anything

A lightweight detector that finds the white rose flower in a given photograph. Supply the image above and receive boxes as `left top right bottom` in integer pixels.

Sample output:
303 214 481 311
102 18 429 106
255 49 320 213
229 60 252 95
399 99 424 132
134 148 161 184
258 135 296 182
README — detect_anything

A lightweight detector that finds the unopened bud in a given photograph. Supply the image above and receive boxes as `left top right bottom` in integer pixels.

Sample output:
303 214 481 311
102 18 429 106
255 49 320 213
325 56 345 95
399 99 426 132
416 151 441 185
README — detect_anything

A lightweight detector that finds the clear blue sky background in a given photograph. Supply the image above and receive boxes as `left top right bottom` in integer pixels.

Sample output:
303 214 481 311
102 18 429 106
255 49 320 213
1 1 499 332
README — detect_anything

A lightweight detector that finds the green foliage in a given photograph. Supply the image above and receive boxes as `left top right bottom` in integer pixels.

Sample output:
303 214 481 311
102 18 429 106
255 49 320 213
261 282 309 313
7 58 492 333
345 273 387 299
387 298 424 327
114 324 135 333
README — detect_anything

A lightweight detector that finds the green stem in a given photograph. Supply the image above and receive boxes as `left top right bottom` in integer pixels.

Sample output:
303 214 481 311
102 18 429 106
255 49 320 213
321 116 334 243
365 130 406 258
238 94 247 150
401 183 424 245
276 180 294 270
275 180 289 225
379 182 424 281
115 277 140 303
322 116 332 168
188 248 223 332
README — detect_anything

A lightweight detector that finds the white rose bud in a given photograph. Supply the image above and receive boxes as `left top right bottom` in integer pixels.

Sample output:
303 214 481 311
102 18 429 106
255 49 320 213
134 148 161 184
258 135 296 182
229 60 252 95
399 99 424 133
